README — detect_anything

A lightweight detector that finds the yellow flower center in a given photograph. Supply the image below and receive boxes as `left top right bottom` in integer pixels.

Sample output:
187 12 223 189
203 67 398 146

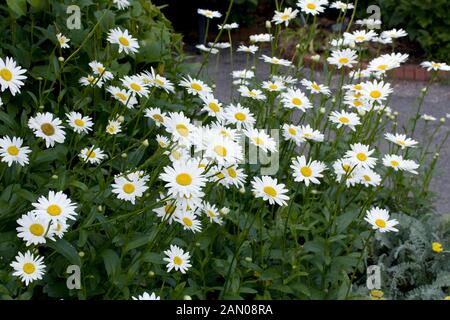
227 168 237 178
207 210 216 217
311 83 321 91
182 217 193 227
47 204 62 216
191 83 202 91
354 84 362 90
172 150 181 160
209 102 220 112
339 57 349 64
253 137 264 145
339 117 349 123
214 145 227 157
234 112 246 121
164 204 176 214
263 186 277 197
377 64 388 71
74 119 85 127
269 84 278 90
41 123 55 136
390 160 399 167
86 150 96 158
152 114 164 123
216 172 225 179
356 152 367 161
370 90 382 99
342 164 351 172
355 36 365 41
130 83 141 91
363 175 371 181
29 223 45 236
292 98 302 106
118 36 130 46
155 79 165 86
0 68 12 81
23 263 36 274
300 166 312 177
123 183 135 194
176 124 189 137
115 92 127 101
176 173 192 186
432 242 443 253
353 100 363 107
375 219 386 228
307 3 317 9
397 139 405 146
288 127 296 135
173 256 183 265
354 93 362 98
281 14 290 21
97 66 105 74
7 145 19 156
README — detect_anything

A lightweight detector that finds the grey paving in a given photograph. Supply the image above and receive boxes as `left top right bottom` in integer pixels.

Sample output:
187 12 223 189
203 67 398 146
189 50 450 214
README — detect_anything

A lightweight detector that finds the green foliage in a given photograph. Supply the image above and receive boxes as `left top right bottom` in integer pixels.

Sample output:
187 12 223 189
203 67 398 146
370 0 450 60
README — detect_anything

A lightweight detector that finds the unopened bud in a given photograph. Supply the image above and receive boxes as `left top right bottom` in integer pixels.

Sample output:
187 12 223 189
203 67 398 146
121 153 127 158
245 256 252 262
239 187 245 194
311 54 320 62
183 295 192 300
142 139 149 147
265 20 272 29
148 271 155 277
220 207 230 215
118 116 125 123
58 56 65 62
78 251 85 257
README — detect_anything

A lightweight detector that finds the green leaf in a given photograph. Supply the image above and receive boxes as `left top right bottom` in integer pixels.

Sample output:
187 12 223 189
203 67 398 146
101 249 120 278
47 239 81 266
7 0 27 17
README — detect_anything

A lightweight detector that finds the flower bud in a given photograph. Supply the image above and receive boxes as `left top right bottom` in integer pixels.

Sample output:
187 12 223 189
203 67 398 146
220 207 230 215
239 187 245 194
148 271 155 277
58 56 65 62
311 54 320 62
121 153 127 158
265 20 272 29
244 256 252 262
183 295 192 300
118 116 125 123
142 139 149 147
78 251 85 257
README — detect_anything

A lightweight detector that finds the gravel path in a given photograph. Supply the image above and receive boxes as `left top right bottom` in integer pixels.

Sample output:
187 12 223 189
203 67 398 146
189 50 450 214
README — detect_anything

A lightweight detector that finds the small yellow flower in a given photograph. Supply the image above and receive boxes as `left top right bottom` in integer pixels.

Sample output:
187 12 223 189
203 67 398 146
432 242 443 253
444 296 450 300
370 290 385 300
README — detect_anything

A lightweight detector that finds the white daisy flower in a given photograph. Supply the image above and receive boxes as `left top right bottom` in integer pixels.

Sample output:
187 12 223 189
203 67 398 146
89 61 114 81
244 128 277 153
357 168 381 187
160 159 207 198
251 176 290 206
238 85 266 100
281 88 313 111
111 171 149 205
0 57 27 96
10 251 46 286
51 219 68 239
282 123 302 144
344 143 377 169
175 211 202 233
364 207 399 233
291 156 327 186
79 74 104 88
218 22 239 30
156 135 170 148
163 112 195 146
333 158 359 187
209 165 247 189
28 112 66 148
197 8 222 19
344 30 377 44
384 133 418 149
272 7 299 26
421 114 437 121
327 49 358 69
355 18 382 29
224 103 256 129
56 33 70 49
113 0 131 10
329 110 361 131
79 146 106 165
153 197 180 224
196 44 219 54
202 202 223 225
140 67 175 93
260 55 292 67
66 111 93 134
107 27 140 55
199 93 224 119
381 28 407 39
299 124 324 142
420 61 450 72
237 44 258 54
163 244 192 273
16 212 53 246
262 80 286 92
145 107 166 127
297 0 329 15
361 80 393 103
106 86 138 108
179 75 212 96
32 190 77 223
249 33 273 43
330 1 354 11
106 119 122 135
232 69 255 79
202 134 243 165
0 136 31 167
132 292 160 300
121 75 149 98
301 79 331 95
